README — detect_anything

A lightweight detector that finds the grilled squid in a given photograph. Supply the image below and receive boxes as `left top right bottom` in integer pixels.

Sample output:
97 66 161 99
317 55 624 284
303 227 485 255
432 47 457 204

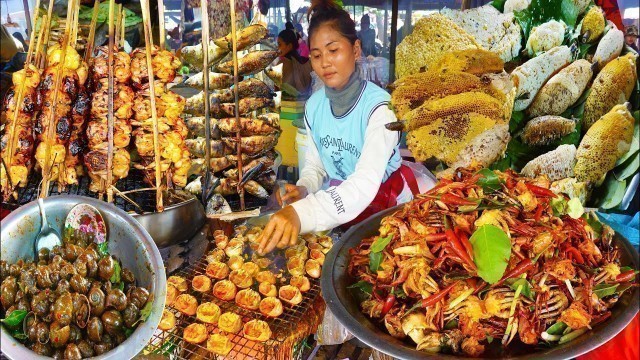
260 297 283 318
213 280 237 301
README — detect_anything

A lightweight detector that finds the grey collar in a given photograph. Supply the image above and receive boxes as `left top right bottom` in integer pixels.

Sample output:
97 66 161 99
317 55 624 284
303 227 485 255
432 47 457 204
324 68 365 118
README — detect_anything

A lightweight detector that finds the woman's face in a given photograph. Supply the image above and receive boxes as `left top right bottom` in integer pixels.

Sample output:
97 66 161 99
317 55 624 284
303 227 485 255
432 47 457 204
277 38 294 57
309 24 361 90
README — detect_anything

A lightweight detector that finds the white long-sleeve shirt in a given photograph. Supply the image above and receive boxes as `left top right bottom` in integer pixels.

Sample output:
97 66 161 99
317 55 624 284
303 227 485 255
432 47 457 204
291 82 402 233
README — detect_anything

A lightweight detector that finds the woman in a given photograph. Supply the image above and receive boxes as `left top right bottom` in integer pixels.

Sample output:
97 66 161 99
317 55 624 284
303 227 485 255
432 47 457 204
258 0 417 254
277 29 313 96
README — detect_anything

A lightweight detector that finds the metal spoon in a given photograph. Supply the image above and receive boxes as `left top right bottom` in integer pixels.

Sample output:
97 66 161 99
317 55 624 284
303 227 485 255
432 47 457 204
34 198 62 259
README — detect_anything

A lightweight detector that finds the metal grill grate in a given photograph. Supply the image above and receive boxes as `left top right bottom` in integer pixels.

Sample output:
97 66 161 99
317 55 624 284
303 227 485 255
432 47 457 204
144 251 324 359
2 171 268 213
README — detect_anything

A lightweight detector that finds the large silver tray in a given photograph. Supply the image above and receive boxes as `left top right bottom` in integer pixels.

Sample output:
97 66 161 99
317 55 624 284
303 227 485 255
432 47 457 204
321 206 639 360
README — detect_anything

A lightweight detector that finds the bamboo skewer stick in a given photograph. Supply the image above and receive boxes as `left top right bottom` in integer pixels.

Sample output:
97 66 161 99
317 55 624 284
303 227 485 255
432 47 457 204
157 0 165 49
71 0 80 47
25 14 44 71
40 2 75 197
200 0 212 202
37 0 56 68
229 0 245 210
106 0 115 203
120 7 126 49
114 4 122 50
140 0 164 212
84 0 100 63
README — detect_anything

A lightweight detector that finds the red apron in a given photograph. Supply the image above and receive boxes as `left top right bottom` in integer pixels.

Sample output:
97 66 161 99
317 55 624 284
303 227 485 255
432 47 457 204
332 165 420 231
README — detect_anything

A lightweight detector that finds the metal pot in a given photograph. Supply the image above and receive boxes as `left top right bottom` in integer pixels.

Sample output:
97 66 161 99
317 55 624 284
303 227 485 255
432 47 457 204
1 195 166 360
131 192 206 249
322 206 640 360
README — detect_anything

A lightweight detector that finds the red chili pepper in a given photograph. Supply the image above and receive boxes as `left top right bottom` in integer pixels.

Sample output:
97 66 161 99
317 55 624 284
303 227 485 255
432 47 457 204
505 176 516 189
533 204 544 222
525 183 557 198
494 258 535 287
616 270 638 283
391 267 412 286
421 282 458 307
566 246 585 264
445 229 477 271
440 193 478 206
426 179 453 195
457 230 474 260
425 233 447 242
381 294 396 316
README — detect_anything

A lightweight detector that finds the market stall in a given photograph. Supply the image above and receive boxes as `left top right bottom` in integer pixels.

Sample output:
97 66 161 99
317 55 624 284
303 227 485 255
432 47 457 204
1 0 639 359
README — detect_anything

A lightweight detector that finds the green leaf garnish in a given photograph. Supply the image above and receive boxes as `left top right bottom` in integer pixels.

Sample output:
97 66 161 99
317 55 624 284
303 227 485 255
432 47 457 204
110 260 121 284
476 168 502 193
1 310 27 328
506 278 535 300
470 225 511 284
370 236 392 253
593 283 619 298
348 281 373 295
369 251 383 273
97 242 109 257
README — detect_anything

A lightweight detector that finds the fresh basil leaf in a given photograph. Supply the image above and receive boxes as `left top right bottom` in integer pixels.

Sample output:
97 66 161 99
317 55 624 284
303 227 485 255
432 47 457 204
370 236 392 253
348 281 373 295
614 152 639 181
1 310 27 328
546 321 568 335
509 111 527 133
369 251 383 273
566 198 584 219
476 169 502 193
444 319 459 330
506 278 535 300
490 0 507 12
593 283 618 298
470 225 512 284
110 260 121 284
97 242 109 257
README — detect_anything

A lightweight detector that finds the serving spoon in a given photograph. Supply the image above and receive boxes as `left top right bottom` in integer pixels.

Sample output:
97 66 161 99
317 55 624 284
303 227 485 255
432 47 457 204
34 198 62 259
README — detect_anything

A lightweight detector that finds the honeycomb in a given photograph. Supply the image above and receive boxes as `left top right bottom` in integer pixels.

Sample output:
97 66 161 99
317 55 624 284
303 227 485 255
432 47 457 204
521 116 576 146
521 144 577 181
430 49 504 76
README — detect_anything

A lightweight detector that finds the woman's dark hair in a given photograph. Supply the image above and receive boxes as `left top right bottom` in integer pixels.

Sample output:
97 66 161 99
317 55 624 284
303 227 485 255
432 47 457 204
307 0 358 45
278 29 299 50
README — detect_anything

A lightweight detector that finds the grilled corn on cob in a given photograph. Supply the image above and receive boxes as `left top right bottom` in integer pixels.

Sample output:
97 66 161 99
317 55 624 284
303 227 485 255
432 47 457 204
214 24 267 51
583 53 637 131
527 59 593 117
521 116 577 146
526 20 566 57
575 104 634 183
511 45 572 111
592 28 623 71
396 14 479 79
580 7 605 43
521 144 577 181
216 51 278 76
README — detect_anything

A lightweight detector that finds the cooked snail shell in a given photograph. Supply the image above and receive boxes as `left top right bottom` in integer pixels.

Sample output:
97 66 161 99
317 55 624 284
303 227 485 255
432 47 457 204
167 276 189 292
207 333 233 356
166 284 179 307
174 294 198 316
227 255 244 271
206 261 230 280
229 269 253 289
241 261 260 277
213 280 237 301
192 275 212 292
225 239 244 257
279 285 303 305
255 270 277 285
259 297 283 317
196 302 221 324
183 323 208 344
158 309 176 331
243 319 271 342
290 276 311 292
259 282 277 297
218 312 242 333
235 288 261 310
305 259 322 279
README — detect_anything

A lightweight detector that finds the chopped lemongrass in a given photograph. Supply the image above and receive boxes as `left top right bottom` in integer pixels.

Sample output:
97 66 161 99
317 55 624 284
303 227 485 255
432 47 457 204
565 279 576 299
563 326 573 335
541 332 562 341
448 288 474 310
502 276 525 345
558 328 588 344
539 273 548 287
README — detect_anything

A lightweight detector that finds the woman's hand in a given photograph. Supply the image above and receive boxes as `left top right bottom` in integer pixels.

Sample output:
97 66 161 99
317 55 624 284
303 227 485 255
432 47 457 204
276 184 308 206
257 206 301 255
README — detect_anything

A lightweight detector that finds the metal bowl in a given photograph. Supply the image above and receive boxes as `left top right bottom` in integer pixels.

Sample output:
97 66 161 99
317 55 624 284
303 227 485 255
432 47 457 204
322 206 640 360
131 191 206 248
1 195 167 360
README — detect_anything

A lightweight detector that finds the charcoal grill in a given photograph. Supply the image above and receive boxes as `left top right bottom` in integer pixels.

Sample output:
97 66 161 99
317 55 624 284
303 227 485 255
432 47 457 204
144 247 326 359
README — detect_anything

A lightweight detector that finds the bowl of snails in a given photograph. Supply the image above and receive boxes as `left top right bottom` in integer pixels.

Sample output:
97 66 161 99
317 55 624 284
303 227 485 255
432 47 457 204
0 195 166 359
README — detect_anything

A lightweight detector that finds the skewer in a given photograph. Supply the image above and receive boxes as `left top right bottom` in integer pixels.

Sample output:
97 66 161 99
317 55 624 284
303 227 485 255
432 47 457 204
114 3 122 49
110 186 146 214
40 2 75 197
106 0 115 202
140 0 164 212
229 0 245 210
71 0 80 47
158 0 165 49
120 6 126 49
200 0 212 204
37 0 56 67
84 0 100 63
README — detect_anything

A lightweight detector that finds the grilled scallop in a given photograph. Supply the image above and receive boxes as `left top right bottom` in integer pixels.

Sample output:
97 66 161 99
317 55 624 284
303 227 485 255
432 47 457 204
227 255 244 271
287 256 305 277
243 320 272 342
207 333 233 356
165 284 179 307
255 270 277 285
279 285 303 306
214 233 229 249
290 276 311 292
235 289 261 311
213 280 237 301
206 249 226 264
167 276 188 292
196 302 221 324
206 261 230 280
158 309 176 330
229 269 253 289
305 259 322 279
174 294 198 316
192 275 212 292
225 239 244 257
218 312 243 334
259 297 284 318
259 282 277 297
183 323 207 344
254 257 272 269
241 262 260 277
309 249 325 265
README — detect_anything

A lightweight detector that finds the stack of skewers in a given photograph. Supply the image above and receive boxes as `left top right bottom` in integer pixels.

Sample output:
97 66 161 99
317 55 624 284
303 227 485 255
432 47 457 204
180 24 281 200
